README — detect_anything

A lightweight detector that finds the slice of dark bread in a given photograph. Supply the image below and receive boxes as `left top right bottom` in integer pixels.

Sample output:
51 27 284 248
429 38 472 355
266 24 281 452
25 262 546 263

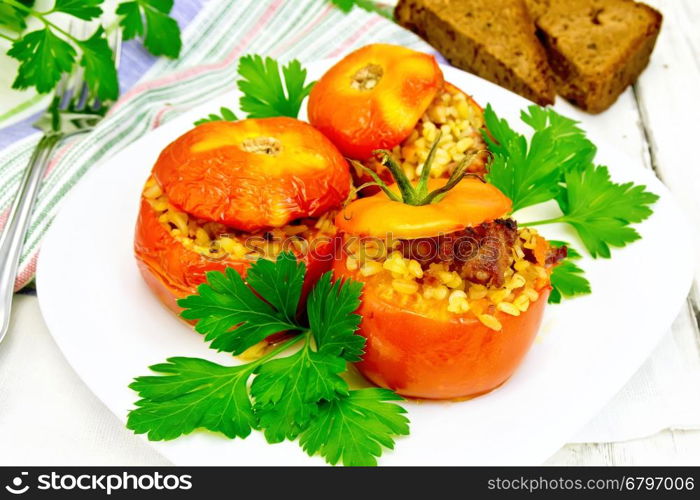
525 0 662 113
395 0 556 106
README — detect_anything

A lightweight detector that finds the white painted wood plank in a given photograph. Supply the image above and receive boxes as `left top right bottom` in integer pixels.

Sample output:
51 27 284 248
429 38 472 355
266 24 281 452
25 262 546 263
634 0 700 258
547 429 700 465
632 0 700 412
632 5 700 415
548 0 700 463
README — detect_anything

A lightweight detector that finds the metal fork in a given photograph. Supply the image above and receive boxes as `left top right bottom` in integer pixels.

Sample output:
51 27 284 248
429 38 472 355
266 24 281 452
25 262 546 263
0 23 122 344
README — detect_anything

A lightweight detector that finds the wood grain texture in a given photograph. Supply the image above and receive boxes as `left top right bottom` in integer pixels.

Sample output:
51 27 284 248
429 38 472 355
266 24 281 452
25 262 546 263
0 0 695 466
548 429 700 465
547 0 700 465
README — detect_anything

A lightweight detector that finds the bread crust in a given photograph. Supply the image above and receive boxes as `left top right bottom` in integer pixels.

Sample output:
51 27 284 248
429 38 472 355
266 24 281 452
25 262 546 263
527 0 662 113
395 0 556 106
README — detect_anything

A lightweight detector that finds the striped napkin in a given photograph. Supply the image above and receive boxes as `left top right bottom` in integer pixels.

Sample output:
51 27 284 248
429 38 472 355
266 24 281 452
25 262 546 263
3 0 696 452
0 0 429 291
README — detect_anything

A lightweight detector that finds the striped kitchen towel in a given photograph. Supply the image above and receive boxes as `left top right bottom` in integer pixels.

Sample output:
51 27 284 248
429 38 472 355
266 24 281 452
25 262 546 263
0 0 430 291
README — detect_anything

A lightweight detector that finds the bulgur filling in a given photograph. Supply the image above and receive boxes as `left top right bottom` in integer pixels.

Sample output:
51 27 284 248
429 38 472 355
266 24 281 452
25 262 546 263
142 176 336 260
343 222 555 332
362 85 487 181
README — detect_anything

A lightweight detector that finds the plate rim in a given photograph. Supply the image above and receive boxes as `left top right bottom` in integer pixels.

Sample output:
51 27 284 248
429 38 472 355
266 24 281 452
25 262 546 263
36 60 696 466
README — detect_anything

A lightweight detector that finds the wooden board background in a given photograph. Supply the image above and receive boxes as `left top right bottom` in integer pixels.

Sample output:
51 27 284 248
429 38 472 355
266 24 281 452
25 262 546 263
546 0 700 464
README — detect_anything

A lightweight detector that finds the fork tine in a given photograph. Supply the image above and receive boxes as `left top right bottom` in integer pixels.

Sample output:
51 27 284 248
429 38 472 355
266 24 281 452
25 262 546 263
74 78 90 111
54 73 71 108
111 28 123 71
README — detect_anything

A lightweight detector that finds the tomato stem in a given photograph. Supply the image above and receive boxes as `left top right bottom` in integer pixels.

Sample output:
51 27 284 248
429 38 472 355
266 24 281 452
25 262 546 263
374 148 416 202
370 136 487 206
414 131 442 199
350 160 401 202
421 155 472 204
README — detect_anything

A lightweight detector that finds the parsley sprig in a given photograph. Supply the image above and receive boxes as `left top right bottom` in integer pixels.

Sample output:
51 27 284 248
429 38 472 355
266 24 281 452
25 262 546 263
193 54 316 126
547 241 591 304
117 0 181 58
1 0 182 101
127 253 409 466
328 0 394 20
238 55 315 118
484 104 597 212
531 164 659 258
0 0 34 33
484 104 659 299
193 106 238 126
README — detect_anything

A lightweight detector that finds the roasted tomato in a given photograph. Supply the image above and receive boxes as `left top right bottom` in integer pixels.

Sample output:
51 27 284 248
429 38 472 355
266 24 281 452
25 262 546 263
134 197 336 315
152 117 350 232
333 159 557 399
135 117 349 315
337 178 511 239
308 43 443 160
334 260 550 399
351 81 488 194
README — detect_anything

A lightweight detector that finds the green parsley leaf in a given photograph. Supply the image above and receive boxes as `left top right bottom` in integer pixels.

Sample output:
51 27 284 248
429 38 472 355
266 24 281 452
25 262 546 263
115 1 142 39
550 260 591 304
0 0 34 32
8 28 77 94
178 265 299 355
484 106 560 212
76 26 119 101
328 0 394 19
142 2 180 58
252 347 348 443
547 241 591 304
548 240 582 259
246 252 305 323
555 164 659 258
487 105 658 259
132 253 409 465
0 5 25 32
307 272 365 362
117 0 181 58
520 106 597 173
299 388 409 466
237 55 315 119
484 104 596 212
53 0 104 21
329 0 355 11
127 357 257 440
193 106 239 126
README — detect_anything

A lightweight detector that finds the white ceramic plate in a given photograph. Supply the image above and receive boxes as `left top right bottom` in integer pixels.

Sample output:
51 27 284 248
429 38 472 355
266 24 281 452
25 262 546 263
37 62 694 465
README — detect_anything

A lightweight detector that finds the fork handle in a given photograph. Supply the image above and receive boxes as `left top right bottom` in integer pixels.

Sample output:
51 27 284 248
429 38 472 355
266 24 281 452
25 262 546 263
0 133 62 344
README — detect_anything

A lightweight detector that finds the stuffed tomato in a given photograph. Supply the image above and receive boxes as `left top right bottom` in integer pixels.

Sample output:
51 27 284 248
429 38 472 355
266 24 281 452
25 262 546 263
134 117 350 314
308 44 487 190
333 149 565 399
